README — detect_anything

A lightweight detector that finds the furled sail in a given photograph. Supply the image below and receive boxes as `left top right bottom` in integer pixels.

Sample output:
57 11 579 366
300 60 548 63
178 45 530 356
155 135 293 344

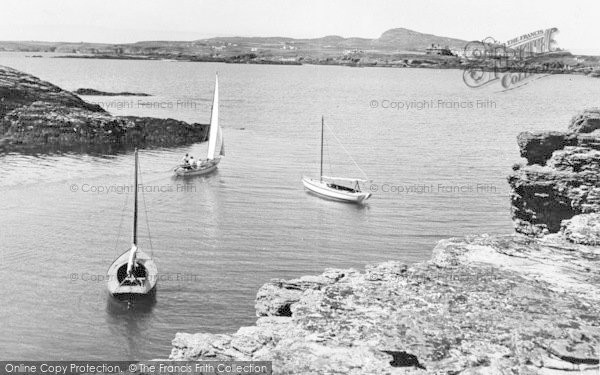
321 175 368 182
206 74 220 160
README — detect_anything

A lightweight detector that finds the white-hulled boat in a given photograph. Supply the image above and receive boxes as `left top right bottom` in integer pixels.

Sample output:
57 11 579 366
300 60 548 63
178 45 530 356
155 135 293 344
107 149 158 297
174 74 224 177
302 117 372 203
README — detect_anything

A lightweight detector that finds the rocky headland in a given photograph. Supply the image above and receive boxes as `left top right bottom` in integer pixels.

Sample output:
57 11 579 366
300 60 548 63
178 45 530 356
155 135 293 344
0 65 208 153
168 110 600 374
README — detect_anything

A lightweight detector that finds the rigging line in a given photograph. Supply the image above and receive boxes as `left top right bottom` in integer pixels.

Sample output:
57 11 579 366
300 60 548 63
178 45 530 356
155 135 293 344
324 132 333 176
137 160 155 258
113 190 129 255
323 121 369 180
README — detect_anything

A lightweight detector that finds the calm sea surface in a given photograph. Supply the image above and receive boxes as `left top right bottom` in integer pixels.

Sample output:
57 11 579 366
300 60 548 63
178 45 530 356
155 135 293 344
0 53 598 359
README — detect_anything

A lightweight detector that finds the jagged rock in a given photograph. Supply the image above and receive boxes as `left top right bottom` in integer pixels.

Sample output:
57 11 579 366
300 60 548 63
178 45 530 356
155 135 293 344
569 108 600 133
509 109 600 235
516 131 600 166
168 234 600 374
364 261 408 281
170 333 230 359
517 131 576 165
561 213 600 245
0 65 209 153
255 269 351 317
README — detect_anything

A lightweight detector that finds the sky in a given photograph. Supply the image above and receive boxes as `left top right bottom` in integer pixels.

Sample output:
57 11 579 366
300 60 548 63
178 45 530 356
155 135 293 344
1 0 598 55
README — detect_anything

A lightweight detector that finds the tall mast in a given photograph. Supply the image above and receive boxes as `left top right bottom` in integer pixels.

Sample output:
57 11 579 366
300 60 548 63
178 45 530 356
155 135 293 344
207 73 219 160
320 116 324 182
133 149 138 246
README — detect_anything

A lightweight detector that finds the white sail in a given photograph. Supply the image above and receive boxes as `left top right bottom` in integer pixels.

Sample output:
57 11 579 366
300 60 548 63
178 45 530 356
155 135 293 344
206 74 220 160
218 126 225 156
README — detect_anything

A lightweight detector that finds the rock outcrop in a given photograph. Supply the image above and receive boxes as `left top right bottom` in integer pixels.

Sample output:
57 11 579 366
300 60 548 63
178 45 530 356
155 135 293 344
73 88 152 96
561 213 600 245
170 230 600 374
509 109 600 236
570 109 600 133
0 65 208 153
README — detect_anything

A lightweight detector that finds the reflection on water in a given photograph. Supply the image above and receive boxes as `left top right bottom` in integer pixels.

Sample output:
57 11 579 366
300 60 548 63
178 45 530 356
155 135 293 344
106 294 157 360
0 142 167 158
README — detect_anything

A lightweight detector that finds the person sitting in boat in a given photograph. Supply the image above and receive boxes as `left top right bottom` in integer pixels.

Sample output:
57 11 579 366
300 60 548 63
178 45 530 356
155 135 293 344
188 156 196 169
181 153 190 165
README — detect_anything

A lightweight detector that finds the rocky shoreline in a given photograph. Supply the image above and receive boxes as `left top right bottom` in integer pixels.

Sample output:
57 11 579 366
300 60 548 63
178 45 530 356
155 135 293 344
49 53 600 78
0 65 209 153
168 110 600 374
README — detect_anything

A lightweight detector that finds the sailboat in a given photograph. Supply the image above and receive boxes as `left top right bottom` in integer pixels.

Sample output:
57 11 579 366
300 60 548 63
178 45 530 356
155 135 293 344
174 74 225 176
107 149 158 297
302 117 372 203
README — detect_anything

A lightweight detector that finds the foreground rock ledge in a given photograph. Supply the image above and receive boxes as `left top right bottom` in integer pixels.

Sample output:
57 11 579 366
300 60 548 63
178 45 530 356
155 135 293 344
169 231 600 374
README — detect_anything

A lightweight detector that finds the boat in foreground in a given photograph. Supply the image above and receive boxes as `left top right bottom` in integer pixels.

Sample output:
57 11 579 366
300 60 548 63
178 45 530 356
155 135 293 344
302 176 371 202
107 149 158 297
174 74 224 177
106 247 157 296
302 116 371 203
175 157 220 177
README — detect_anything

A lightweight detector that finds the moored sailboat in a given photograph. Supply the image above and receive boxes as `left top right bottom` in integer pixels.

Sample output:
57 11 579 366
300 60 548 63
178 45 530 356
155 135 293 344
174 74 224 177
302 117 372 203
107 149 158 297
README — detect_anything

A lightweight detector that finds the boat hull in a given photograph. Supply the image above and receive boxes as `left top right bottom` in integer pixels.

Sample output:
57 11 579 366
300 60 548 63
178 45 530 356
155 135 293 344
174 158 220 176
302 177 371 203
106 249 158 297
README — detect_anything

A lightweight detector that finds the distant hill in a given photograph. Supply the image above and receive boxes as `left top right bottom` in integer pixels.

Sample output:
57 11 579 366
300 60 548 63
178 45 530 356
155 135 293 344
195 28 467 53
0 27 469 55
374 28 468 50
